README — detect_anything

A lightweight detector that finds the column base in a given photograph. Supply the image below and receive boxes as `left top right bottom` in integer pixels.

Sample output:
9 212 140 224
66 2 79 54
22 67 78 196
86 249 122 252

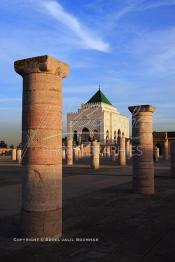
21 208 62 238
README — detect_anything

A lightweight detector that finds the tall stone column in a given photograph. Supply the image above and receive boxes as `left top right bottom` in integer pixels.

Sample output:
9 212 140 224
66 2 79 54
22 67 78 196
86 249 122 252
78 147 82 159
62 148 66 160
126 140 131 159
112 148 116 161
91 141 100 169
12 148 17 161
107 145 111 158
67 138 73 166
128 105 155 195
80 144 84 158
154 146 159 162
17 149 22 163
171 142 175 177
103 146 107 158
164 138 169 160
74 146 79 161
129 143 132 158
14 55 68 238
118 137 126 166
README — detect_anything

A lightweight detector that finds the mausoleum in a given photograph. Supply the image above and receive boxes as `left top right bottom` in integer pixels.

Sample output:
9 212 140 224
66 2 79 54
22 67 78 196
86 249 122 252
67 89 129 144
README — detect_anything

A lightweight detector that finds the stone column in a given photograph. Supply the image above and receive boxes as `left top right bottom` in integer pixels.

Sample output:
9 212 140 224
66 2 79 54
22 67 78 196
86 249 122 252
118 137 126 166
78 147 82 159
17 149 22 162
171 142 175 177
80 144 84 158
74 146 79 161
154 146 159 162
112 148 116 161
164 138 169 160
12 148 17 161
107 145 111 158
14 55 68 238
103 146 107 158
67 138 73 166
91 141 100 169
126 140 130 159
129 143 132 158
128 105 155 195
62 148 66 160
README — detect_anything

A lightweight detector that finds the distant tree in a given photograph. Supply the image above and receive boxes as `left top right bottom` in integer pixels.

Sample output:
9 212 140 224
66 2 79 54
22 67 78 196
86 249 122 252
0 141 7 148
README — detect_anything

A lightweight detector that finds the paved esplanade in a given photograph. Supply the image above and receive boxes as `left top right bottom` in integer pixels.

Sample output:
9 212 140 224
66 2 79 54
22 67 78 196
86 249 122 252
14 55 68 238
128 105 156 195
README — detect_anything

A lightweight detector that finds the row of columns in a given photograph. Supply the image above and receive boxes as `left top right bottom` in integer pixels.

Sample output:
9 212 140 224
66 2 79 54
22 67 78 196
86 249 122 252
65 139 132 166
14 54 174 240
12 148 22 162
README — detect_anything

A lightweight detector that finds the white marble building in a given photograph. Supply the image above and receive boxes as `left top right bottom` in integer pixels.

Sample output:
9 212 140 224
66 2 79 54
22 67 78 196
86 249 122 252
67 89 129 144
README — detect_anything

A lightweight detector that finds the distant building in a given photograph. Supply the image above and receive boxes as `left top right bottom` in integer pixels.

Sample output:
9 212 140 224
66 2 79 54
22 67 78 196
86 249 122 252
67 89 129 144
153 131 175 156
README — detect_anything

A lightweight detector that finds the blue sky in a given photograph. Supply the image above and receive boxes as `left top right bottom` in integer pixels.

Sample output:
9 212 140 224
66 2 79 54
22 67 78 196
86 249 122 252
0 0 175 145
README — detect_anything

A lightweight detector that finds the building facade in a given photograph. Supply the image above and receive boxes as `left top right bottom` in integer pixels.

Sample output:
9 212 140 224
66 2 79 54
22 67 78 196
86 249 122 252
67 89 129 144
153 131 175 157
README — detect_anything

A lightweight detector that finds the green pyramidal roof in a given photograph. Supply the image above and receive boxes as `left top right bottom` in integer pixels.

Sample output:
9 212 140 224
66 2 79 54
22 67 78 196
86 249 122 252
86 89 112 105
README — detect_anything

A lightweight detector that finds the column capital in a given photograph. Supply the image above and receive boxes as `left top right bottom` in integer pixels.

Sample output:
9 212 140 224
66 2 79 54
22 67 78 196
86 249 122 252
14 55 69 77
128 105 155 114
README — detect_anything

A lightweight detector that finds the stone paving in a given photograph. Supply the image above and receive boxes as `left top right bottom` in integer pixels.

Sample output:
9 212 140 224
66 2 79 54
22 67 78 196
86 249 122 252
0 157 174 262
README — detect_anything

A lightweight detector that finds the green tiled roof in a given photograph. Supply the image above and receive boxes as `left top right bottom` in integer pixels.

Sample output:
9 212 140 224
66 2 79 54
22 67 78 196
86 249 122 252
87 89 112 105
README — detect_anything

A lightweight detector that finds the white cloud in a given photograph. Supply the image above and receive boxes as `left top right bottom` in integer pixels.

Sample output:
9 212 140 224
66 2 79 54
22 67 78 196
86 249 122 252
112 0 175 22
35 0 110 52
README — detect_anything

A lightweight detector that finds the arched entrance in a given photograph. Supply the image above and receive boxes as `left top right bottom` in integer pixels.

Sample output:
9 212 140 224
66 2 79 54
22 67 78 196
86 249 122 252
81 128 90 143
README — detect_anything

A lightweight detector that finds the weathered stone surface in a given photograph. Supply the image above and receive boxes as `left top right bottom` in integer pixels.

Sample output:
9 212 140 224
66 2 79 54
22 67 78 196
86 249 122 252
17 149 22 162
118 137 126 166
22 165 62 211
14 55 68 77
67 138 73 166
164 139 169 160
73 146 79 161
106 145 111 158
91 141 100 169
21 208 62 238
12 149 17 161
128 104 155 195
15 55 68 237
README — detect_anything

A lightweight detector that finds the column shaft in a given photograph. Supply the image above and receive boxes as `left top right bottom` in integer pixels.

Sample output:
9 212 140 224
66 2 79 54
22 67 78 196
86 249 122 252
171 142 175 177
91 141 100 169
118 137 126 166
17 149 22 162
67 138 73 166
164 139 169 160
128 105 155 195
12 148 17 161
14 55 68 238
